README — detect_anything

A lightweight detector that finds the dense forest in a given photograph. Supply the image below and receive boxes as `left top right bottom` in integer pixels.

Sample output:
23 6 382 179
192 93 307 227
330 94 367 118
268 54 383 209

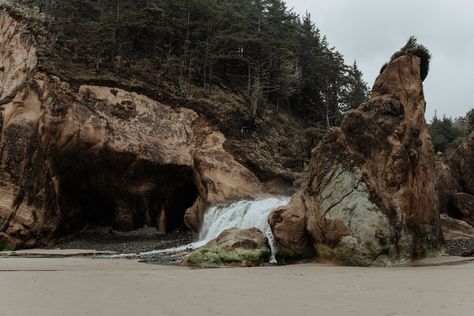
429 109 474 153
9 0 369 127
8 0 472 156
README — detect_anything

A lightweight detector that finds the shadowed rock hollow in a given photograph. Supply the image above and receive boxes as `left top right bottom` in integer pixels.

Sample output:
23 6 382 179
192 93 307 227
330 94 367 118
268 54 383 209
270 50 444 265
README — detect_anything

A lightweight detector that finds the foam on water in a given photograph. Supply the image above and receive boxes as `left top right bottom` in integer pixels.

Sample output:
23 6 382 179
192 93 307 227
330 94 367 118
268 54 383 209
114 197 290 262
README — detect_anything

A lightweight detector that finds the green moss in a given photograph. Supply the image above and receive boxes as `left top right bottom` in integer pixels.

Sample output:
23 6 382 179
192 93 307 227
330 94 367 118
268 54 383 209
235 248 263 262
216 249 243 263
315 244 372 267
0 240 16 252
183 246 269 267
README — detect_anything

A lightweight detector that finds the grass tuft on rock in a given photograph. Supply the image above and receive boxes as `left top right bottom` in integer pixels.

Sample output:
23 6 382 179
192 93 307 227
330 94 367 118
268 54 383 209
388 36 431 81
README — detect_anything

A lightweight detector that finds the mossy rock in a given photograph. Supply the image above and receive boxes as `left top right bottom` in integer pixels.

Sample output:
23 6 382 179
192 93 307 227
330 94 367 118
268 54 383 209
183 246 270 268
0 240 16 252
182 227 272 268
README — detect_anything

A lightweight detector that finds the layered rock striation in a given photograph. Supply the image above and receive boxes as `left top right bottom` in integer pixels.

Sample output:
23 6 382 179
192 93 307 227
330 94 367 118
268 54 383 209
270 51 444 265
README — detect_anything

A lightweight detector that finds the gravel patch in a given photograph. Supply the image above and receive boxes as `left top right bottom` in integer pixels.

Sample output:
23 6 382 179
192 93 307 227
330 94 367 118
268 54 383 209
445 239 474 257
51 227 195 255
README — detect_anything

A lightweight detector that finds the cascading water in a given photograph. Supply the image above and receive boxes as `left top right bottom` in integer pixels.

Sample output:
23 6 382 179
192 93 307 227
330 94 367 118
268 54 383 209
118 197 290 262
197 197 290 261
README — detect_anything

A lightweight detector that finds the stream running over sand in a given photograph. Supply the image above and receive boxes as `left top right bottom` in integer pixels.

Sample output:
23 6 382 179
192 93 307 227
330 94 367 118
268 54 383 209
113 197 290 262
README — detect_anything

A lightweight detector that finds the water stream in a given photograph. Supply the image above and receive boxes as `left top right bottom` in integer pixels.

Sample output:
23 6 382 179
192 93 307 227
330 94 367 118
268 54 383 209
118 197 290 262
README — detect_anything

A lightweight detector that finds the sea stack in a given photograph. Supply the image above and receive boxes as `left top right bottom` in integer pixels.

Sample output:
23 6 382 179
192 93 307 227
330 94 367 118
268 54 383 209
270 40 444 265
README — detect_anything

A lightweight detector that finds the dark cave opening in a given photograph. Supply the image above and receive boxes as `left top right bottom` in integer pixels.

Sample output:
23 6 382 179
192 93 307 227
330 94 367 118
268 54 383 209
165 182 199 232
446 197 465 223
55 149 199 236
79 190 116 228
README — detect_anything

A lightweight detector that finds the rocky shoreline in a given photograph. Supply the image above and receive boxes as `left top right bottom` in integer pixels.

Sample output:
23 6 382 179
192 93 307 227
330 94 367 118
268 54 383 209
44 227 474 266
51 228 194 259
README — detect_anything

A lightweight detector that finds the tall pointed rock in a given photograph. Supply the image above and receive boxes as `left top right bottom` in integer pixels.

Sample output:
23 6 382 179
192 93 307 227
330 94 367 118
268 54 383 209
270 41 444 265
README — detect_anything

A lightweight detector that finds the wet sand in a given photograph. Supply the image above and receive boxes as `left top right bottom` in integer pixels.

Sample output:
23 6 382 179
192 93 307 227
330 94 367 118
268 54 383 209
0 255 473 316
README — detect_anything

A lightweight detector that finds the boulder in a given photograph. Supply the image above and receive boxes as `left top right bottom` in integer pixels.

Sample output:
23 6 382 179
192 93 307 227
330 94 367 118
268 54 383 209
440 214 474 241
450 193 474 227
270 46 444 266
182 227 271 267
268 193 314 259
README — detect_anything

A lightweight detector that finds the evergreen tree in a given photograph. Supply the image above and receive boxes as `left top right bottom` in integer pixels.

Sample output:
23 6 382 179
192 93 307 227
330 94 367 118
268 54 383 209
465 108 474 133
429 115 465 153
12 0 369 129
340 61 370 111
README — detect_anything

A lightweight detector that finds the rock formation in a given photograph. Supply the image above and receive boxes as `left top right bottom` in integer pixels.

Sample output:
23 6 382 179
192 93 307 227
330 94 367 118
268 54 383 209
0 10 263 249
440 214 474 241
449 132 474 196
435 134 474 229
270 47 444 265
182 227 271 267
435 155 460 213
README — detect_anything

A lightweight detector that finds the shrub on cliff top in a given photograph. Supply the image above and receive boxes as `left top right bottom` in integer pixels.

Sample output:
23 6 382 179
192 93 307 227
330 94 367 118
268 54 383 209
390 36 431 81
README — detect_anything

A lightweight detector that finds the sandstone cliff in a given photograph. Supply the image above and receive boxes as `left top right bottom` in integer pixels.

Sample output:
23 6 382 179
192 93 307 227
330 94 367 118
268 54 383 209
0 9 270 248
439 136 474 227
270 49 444 265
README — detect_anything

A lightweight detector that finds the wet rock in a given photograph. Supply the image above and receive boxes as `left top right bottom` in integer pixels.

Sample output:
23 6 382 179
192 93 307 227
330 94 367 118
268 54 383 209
270 47 444 266
182 227 271 267
268 193 314 259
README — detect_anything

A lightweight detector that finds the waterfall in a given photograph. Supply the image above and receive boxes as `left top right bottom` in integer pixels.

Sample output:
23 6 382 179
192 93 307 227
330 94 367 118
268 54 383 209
198 197 290 261
121 197 290 262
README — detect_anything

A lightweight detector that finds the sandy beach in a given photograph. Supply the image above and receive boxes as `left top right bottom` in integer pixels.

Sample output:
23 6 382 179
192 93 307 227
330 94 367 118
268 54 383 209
0 254 473 316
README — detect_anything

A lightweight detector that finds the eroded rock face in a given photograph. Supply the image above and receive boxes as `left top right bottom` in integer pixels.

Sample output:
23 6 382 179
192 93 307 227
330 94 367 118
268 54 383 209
0 11 37 103
270 54 444 265
440 214 474 241
0 11 261 248
435 155 460 213
449 133 474 196
182 227 271 267
268 193 313 259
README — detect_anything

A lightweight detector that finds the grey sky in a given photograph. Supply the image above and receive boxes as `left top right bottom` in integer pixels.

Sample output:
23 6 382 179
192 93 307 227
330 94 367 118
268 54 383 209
286 0 473 120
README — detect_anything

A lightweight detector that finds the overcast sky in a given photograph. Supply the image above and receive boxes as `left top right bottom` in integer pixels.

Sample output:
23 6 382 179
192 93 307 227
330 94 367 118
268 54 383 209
286 0 473 120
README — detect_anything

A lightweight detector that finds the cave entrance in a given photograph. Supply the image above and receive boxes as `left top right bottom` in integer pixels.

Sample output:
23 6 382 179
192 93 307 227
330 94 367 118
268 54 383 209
165 182 198 232
55 150 199 236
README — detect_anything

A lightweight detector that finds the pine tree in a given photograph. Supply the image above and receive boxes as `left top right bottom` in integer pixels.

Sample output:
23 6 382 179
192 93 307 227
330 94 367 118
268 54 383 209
12 0 369 129
340 61 370 111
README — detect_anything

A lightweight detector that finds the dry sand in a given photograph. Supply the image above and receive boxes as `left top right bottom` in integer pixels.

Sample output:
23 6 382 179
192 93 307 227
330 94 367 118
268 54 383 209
0 254 473 316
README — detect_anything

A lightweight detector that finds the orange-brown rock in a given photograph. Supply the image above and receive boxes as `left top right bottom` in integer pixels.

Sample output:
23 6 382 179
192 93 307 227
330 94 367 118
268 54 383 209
270 50 444 265
0 11 262 248
268 193 313 258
